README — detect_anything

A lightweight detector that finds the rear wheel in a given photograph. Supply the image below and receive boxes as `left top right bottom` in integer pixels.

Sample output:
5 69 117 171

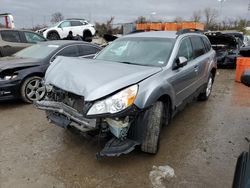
141 101 164 154
83 30 92 42
47 32 60 40
198 73 214 101
20 76 46 103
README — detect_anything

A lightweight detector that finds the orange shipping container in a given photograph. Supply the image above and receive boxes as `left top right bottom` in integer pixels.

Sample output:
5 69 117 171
136 23 149 31
163 22 178 31
149 23 163 30
181 22 204 31
235 57 250 82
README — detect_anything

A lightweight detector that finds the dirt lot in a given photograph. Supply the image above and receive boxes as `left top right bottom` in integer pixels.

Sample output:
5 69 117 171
0 69 249 188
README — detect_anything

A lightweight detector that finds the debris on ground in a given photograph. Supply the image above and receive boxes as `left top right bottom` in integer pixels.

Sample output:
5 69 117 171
149 165 175 188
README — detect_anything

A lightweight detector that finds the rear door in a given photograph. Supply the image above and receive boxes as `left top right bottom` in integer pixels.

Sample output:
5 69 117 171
169 37 197 106
70 21 84 36
0 30 29 56
190 36 210 88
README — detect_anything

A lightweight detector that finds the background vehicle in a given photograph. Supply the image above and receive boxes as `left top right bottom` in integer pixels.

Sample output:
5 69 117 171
36 30 217 158
241 69 250 87
0 29 46 57
233 146 250 188
0 40 101 102
205 32 240 68
42 18 96 41
0 13 15 29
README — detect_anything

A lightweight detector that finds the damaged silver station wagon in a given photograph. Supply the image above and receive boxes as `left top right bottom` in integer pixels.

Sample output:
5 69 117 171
35 30 217 158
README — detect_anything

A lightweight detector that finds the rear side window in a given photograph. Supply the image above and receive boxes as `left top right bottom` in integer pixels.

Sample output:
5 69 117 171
201 37 211 52
78 45 100 56
177 38 193 61
190 36 206 58
57 45 79 57
71 21 83 26
0 30 21 42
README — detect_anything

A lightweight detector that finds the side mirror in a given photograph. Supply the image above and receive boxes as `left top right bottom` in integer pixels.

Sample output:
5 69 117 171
176 56 188 68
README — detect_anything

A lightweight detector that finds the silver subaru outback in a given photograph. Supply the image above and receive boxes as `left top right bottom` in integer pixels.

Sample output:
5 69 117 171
35 30 217 158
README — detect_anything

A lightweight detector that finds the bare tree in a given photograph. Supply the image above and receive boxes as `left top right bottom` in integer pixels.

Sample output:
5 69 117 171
136 16 147 23
204 8 218 30
50 12 64 24
173 16 183 22
191 10 202 22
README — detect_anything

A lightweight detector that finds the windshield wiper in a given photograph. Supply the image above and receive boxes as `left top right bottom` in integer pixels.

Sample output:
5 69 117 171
119 61 144 66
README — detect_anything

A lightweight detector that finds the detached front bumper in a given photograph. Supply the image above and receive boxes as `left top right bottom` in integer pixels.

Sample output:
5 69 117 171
35 99 142 158
34 100 97 130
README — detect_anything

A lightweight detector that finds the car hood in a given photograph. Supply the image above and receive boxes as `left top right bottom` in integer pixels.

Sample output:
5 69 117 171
45 56 162 101
206 33 238 47
0 56 41 71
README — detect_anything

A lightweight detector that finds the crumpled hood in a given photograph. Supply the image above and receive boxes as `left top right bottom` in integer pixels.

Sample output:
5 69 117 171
0 57 40 71
45 56 162 101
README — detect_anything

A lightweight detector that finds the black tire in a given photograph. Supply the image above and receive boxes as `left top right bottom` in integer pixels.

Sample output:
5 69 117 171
47 32 60 40
82 30 92 42
20 76 46 103
198 73 214 101
141 101 164 154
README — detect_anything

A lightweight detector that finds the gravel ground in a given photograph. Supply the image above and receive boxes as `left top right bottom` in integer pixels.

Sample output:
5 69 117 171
0 69 249 188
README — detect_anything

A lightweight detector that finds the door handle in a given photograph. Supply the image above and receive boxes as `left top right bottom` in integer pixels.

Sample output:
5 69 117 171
194 65 199 72
3 45 11 48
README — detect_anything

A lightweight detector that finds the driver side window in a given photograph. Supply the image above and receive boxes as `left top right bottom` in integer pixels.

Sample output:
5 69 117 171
177 38 193 61
59 21 71 28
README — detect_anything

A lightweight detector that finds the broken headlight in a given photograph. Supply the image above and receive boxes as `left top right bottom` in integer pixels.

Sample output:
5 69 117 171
87 85 138 115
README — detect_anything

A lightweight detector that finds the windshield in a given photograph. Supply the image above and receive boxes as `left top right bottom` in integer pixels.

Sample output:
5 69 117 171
95 37 175 67
14 44 59 59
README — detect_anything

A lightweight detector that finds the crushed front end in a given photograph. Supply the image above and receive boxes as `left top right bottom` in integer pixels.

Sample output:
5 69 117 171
35 84 141 158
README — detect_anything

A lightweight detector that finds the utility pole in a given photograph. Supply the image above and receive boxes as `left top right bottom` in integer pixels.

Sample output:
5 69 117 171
217 0 226 30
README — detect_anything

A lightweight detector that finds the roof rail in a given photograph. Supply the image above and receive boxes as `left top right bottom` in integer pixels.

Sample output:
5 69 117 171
66 18 85 21
176 28 203 35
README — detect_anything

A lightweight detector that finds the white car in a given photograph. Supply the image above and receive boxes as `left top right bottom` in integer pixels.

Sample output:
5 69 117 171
42 19 95 40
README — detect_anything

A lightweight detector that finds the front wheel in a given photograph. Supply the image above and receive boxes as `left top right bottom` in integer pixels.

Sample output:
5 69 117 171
47 32 60 40
141 101 164 154
20 76 46 103
198 73 214 101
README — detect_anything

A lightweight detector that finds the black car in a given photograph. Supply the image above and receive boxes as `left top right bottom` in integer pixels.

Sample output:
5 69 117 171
0 29 47 57
0 40 101 102
205 32 240 68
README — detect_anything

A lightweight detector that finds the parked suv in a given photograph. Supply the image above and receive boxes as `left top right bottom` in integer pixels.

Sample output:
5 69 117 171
41 19 95 40
36 30 217 158
0 29 46 57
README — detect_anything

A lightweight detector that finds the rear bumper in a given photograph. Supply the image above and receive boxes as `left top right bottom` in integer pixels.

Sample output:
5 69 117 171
0 80 21 101
217 54 237 68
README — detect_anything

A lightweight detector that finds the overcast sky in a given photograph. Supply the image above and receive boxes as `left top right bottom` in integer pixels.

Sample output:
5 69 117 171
1 0 249 28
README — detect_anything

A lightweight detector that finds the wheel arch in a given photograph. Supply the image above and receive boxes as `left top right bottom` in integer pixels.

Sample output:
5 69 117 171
20 72 45 88
211 67 216 81
46 30 60 38
134 82 176 113
83 29 92 37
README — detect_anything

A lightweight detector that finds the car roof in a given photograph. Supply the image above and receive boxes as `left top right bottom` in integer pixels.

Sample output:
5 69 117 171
123 31 205 39
0 28 39 33
38 40 101 48
123 31 178 39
